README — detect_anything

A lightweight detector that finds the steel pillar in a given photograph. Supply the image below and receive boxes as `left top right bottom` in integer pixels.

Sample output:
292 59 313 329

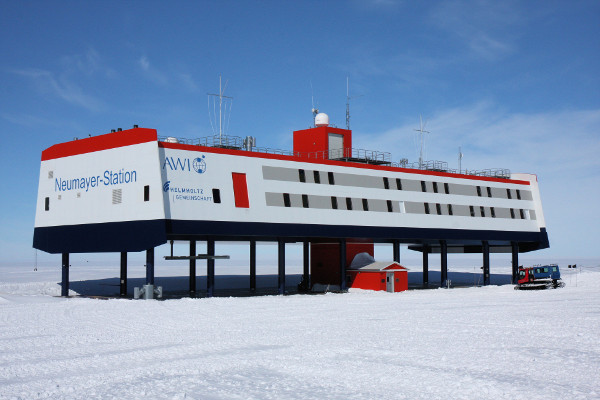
250 240 256 292
422 245 429 287
340 238 347 291
207 239 215 298
482 241 490 286
120 252 127 297
302 241 310 290
278 239 285 295
511 242 519 284
145 248 154 285
393 240 400 263
189 240 196 295
440 240 448 287
61 252 69 297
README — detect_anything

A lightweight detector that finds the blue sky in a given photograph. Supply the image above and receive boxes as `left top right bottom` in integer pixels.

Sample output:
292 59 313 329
1 0 599 265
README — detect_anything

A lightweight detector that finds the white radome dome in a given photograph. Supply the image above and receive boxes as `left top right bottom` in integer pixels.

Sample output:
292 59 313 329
315 113 329 127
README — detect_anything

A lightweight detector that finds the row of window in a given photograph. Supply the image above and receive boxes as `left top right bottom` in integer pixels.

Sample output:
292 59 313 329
281 167 530 201
276 192 532 220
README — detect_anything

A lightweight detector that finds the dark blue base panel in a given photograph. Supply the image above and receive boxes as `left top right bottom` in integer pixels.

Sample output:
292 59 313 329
33 219 548 254
33 220 167 254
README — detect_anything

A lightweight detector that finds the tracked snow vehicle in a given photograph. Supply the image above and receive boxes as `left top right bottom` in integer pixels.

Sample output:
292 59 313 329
515 264 564 290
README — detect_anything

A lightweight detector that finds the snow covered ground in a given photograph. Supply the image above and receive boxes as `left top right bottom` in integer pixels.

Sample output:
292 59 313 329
1 261 599 399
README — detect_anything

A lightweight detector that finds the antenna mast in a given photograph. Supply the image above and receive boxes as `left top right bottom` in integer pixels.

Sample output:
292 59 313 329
310 80 319 127
345 77 363 130
414 115 430 169
208 74 233 145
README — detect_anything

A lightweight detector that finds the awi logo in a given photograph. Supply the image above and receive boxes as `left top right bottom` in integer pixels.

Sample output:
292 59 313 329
163 181 170 192
193 155 207 174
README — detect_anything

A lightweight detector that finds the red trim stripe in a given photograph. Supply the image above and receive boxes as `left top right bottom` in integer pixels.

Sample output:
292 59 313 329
159 141 531 186
41 128 158 161
231 172 250 208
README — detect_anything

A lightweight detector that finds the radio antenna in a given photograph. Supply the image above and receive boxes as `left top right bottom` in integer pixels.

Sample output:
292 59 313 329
414 115 430 169
345 77 363 130
208 74 233 146
310 80 319 126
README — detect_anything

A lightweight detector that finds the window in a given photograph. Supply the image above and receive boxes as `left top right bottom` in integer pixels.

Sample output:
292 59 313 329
486 187 492 198
383 177 389 189
231 173 250 208
328 171 335 185
469 206 475 217
313 170 321 184
444 183 450 194
447 204 453 215
283 193 291 207
331 196 338 209
510 208 515 219
298 169 306 183
144 185 150 202
44 197 49 211
480 206 485 217
516 189 521 200
490 207 496 218
396 178 403 190
387 200 393 212
346 197 353 210
476 186 482 197
433 182 438 193
212 188 221 204
424 203 430 214
362 198 369 211
302 194 309 208
506 189 512 199
421 181 427 192
436 203 442 215
519 209 525 219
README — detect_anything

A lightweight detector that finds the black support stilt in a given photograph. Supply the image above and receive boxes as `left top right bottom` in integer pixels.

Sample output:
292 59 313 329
440 240 448 287
120 252 127 297
146 248 154 285
422 244 429 287
482 241 490 286
302 241 310 291
189 240 196 295
61 252 69 297
511 241 519 284
393 240 400 263
278 238 285 295
207 239 215 298
340 238 347 291
250 240 256 292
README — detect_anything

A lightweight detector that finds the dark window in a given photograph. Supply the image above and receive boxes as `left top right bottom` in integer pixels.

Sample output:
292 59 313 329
383 177 389 189
328 171 335 185
491 207 496 218
444 183 450 194
480 206 485 217
44 197 49 211
424 203 430 214
396 178 402 190
387 200 393 212
519 209 525 219
302 194 309 208
486 187 492 198
346 197 353 210
510 208 515 219
212 188 221 203
331 196 338 209
433 182 438 193
476 186 482 197
298 169 306 183
313 170 321 184
283 193 291 207
144 185 150 202
507 189 512 199
436 203 442 215
447 204 453 215
469 206 475 217
516 189 521 200
362 198 369 211
421 181 427 192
